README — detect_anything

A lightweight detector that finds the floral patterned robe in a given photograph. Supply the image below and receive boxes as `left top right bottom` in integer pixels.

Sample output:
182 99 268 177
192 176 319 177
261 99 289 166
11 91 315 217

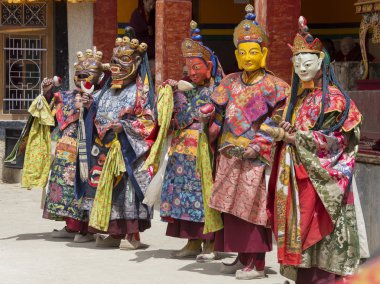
209 72 289 226
43 90 84 221
267 86 363 280
160 85 216 223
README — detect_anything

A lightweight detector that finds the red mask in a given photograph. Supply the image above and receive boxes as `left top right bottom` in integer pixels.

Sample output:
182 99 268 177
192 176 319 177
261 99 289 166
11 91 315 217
185 58 212 85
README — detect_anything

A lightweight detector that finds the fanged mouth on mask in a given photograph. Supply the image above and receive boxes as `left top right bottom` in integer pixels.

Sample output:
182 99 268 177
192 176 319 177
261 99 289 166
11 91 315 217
73 47 108 89
110 36 147 89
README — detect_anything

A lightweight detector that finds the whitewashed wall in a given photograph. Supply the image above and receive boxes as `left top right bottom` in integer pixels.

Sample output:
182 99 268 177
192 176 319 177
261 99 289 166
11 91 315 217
67 3 94 90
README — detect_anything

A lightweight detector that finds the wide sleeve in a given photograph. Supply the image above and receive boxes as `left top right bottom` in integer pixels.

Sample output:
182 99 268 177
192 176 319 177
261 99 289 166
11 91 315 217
249 81 289 165
248 118 276 165
208 76 232 142
210 77 230 107
294 111 360 221
119 86 155 159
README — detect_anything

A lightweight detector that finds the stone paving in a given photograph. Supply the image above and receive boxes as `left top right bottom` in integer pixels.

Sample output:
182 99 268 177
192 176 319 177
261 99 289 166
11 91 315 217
0 183 291 284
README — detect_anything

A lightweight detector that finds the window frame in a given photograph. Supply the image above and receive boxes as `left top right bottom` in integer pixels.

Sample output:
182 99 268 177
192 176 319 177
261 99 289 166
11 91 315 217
0 0 53 120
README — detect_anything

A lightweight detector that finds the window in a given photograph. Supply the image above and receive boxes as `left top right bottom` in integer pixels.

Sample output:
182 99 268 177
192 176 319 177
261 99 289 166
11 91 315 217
3 35 47 113
1 1 47 27
0 0 52 117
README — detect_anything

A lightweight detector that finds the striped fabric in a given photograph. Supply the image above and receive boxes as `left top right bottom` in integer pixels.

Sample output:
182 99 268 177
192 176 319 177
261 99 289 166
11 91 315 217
77 107 88 182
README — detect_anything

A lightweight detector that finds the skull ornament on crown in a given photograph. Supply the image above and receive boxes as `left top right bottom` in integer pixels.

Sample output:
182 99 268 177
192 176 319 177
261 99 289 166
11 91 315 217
110 28 148 89
73 46 108 89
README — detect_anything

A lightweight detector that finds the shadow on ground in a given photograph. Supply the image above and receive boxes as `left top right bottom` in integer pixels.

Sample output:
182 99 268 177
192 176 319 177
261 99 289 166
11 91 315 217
179 262 228 276
130 249 235 264
178 262 278 277
130 249 175 262
0 232 71 242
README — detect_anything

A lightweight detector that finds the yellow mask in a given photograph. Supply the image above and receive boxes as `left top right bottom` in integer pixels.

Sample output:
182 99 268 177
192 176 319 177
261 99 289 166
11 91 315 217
235 42 268 72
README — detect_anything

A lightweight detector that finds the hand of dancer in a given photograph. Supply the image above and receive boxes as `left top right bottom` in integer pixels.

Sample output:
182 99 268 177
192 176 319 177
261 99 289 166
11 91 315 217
81 93 92 108
243 146 259 159
42 77 54 96
111 120 123 133
279 121 295 134
218 144 235 159
284 133 296 145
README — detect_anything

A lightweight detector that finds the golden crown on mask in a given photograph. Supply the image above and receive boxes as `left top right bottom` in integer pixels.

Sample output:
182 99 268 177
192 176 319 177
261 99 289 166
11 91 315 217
288 16 323 55
114 36 148 55
233 4 268 48
181 21 212 62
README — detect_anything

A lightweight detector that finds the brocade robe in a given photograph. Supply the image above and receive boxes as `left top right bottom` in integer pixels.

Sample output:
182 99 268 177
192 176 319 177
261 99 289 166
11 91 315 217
209 72 289 226
81 81 155 226
160 85 216 223
267 86 363 280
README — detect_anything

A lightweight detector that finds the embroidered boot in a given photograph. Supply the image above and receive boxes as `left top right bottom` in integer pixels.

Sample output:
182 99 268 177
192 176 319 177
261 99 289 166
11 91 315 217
172 239 202 258
235 253 266 280
73 233 95 243
119 233 148 250
235 268 265 280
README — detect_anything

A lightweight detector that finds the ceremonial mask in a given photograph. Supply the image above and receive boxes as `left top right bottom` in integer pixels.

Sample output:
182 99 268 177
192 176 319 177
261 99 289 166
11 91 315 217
186 57 212 85
285 16 352 134
293 53 323 82
110 36 148 89
73 47 108 89
233 4 268 73
235 42 267 72
181 21 215 86
288 16 325 83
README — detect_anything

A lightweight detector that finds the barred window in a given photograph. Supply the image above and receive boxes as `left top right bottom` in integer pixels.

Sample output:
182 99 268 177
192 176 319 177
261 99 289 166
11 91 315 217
3 35 47 113
0 0 51 115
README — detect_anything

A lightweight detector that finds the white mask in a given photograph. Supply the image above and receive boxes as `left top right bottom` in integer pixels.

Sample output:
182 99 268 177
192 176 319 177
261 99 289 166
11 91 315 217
292 53 323 82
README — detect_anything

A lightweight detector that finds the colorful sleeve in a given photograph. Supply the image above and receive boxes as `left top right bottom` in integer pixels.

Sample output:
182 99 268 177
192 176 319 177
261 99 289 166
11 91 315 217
249 117 275 165
249 89 288 165
119 86 155 159
210 75 231 106
295 116 360 221
208 77 231 143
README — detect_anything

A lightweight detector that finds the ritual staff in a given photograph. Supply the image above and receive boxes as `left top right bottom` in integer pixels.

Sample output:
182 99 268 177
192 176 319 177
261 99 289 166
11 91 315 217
267 16 364 283
42 47 107 242
80 28 156 250
208 4 290 280
152 21 224 261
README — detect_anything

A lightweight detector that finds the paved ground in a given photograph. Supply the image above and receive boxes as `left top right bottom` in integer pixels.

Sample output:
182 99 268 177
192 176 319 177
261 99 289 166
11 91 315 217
0 183 290 284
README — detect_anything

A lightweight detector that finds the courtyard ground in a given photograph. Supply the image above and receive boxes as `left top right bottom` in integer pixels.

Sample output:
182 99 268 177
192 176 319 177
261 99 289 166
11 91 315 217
0 183 290 284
